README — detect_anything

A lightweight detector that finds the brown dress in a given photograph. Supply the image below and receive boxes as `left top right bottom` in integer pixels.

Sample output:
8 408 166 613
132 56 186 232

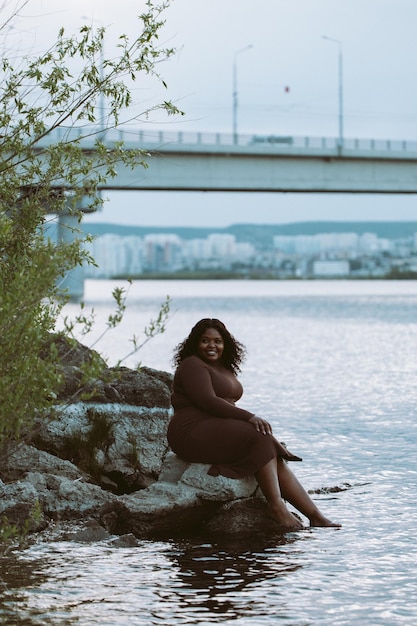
167 355 280 479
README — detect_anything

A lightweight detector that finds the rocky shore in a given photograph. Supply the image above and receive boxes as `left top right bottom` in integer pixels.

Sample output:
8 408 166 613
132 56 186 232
0 336 281 544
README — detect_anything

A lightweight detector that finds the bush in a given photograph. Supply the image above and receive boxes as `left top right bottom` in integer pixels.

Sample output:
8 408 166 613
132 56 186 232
0 1 180 449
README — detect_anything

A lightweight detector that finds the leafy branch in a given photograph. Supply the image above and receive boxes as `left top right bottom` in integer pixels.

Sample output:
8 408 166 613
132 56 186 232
0 0 180 448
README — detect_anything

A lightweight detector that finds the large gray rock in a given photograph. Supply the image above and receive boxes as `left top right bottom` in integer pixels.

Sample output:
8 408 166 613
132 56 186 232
0 444 114 529
33 402 171 493
0 443 84 483
0 480 47 533
99 452 268 539
104 366 172 408
25 472 117 519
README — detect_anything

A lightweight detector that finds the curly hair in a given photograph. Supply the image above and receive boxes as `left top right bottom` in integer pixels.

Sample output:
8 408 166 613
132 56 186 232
173 318 246 375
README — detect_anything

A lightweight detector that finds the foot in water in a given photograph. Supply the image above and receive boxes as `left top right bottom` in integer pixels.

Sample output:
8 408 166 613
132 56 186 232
309 514 342 528
268 506 304 531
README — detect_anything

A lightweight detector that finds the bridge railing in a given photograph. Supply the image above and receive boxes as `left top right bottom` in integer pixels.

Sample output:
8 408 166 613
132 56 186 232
42 127 417 154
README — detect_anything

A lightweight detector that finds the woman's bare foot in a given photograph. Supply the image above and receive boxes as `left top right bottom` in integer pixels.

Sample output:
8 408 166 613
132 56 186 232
268 504 304 530
309 513 342 528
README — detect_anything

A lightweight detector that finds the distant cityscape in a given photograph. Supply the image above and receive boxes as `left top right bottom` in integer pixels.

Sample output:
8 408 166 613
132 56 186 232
83 223 417 279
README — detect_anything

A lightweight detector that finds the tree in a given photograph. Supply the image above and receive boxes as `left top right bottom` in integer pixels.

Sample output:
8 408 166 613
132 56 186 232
0 0 181 447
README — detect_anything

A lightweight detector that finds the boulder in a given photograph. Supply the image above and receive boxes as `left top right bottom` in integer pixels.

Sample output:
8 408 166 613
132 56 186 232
204 498 282 535
104 366 172 408
46 333 172 407
0 443 84 483
33 402 172 493
0 480 48 533
25 472 117 520
99 452 268 539
0 444 115 527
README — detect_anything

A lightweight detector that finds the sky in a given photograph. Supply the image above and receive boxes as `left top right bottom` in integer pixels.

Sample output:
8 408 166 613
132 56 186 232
7 0 417 227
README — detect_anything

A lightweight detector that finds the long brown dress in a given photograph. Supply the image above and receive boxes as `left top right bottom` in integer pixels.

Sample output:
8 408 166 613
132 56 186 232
167 355 281 479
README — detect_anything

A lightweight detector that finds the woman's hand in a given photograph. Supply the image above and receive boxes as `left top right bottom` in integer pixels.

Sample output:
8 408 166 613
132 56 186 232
248 416 273 435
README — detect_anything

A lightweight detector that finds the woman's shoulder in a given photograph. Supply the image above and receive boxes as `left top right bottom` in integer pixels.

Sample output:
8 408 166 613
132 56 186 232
177 354 204 371
174 355 208 381
177 354 204 369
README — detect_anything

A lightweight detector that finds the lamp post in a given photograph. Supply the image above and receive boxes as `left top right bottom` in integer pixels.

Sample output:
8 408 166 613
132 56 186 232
232 45 253 145
323 35 343 153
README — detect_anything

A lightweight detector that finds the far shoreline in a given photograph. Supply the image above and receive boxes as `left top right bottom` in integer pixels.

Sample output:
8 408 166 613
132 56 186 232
106 270 417 281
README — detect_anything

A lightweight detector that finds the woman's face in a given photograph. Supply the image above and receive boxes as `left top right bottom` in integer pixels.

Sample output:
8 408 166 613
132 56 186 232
197 327 224 365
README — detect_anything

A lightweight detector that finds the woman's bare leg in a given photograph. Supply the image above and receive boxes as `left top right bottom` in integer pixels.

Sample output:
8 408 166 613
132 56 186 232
277 460 341 527
255 458 304 530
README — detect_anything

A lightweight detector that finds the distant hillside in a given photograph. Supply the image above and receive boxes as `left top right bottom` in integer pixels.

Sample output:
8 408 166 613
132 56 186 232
82 221 417 247
82 223 216 240
228 221 417 240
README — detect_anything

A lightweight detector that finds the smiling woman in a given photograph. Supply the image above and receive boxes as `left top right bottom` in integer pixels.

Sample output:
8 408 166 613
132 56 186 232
197 326 225 364
166 318 341 531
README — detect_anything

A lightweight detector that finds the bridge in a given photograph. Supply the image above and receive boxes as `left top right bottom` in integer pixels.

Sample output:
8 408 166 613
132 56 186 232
41 128 417 194
39 127 417 299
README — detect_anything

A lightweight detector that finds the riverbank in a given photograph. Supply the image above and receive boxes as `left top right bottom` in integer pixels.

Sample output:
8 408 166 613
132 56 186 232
110 268 417 280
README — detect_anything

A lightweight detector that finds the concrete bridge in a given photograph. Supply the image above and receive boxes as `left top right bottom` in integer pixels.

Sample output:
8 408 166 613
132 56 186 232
39 127 417 299
41 127 417 194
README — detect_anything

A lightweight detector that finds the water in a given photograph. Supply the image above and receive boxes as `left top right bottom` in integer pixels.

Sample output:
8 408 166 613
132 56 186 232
2 279 417 625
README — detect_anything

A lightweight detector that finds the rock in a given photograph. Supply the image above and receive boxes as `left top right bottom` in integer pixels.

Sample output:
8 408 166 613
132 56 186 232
0 480 48 533
110 533 140 547
45 333 107 401
99 453 261 539
45 333 173 407
158 450 190 483
64 521 111 543
25 472 117 519
100 481 209 538
0 443 85 483
139 366 173 388
46 333 107 370
107 367 172 408
204 498 280 536
179 462 258 501
33 402 172 493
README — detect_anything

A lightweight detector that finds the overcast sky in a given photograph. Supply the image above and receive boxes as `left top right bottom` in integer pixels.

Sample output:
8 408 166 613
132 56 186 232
11 0 417 227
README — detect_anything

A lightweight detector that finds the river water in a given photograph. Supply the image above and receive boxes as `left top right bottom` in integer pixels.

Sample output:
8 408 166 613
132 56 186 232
1 279 417 625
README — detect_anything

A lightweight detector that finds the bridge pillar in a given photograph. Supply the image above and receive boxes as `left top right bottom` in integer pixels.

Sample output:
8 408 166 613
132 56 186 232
57 192 94 302
58 211 85 302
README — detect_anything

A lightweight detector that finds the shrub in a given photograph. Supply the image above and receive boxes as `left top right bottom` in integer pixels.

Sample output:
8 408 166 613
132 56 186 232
0 1 180 449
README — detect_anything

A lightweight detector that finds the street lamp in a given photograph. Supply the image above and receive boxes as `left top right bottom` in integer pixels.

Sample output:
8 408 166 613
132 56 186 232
232 45 253 144
323 35 344 153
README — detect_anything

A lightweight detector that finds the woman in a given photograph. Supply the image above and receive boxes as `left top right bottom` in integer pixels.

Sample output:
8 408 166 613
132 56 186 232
167 318 341 531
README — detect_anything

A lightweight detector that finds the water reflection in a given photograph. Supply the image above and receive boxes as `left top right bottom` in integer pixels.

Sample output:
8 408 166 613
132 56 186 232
0 553 50 625
0 532 308 626
156 533 306 623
